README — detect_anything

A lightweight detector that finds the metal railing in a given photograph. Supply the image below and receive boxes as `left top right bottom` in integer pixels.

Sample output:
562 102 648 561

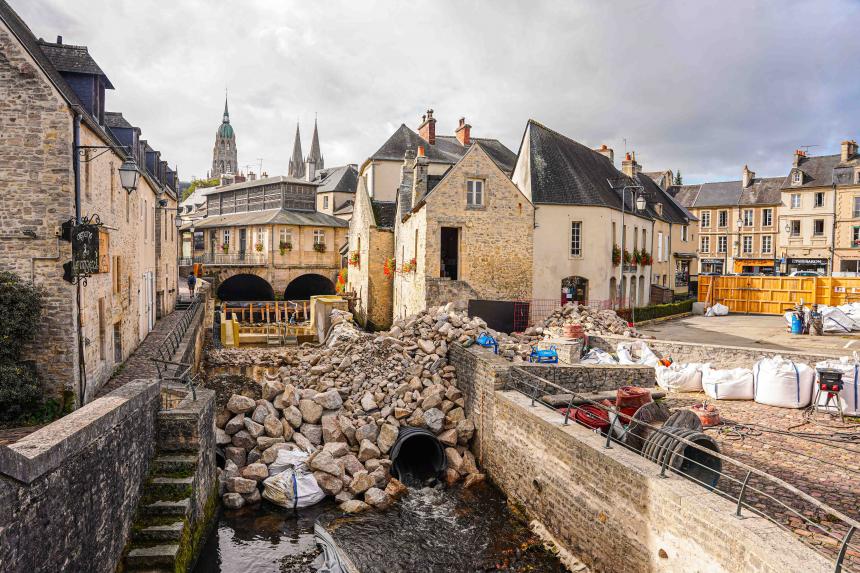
150 294 202 399
507 366 860 573
177 253 268 266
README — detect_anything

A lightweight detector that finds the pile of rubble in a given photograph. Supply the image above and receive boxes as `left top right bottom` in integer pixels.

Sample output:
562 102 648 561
538 303 640 338
217 307 479 514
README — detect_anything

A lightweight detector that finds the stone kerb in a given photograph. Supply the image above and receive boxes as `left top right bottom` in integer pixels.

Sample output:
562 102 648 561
0 379 160 484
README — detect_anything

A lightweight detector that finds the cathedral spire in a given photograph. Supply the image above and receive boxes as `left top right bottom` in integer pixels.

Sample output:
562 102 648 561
288 122 304 179
223 91 230 123
307 116 323 167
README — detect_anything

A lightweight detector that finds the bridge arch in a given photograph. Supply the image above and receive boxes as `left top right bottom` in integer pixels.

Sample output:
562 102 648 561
217 273 275 301
283 273 336 300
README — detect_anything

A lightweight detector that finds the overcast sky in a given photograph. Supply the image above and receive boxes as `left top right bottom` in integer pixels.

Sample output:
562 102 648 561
13 0 860 184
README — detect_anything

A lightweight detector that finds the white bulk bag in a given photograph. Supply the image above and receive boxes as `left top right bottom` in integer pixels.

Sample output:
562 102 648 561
705 303 729 317
702 366 754 400
656 363 704 392
581 348 618 364
262 468 326 509
753 356 814 408
814 359 860 416
616 341 660 368
821 307 855 333
268 448 309 477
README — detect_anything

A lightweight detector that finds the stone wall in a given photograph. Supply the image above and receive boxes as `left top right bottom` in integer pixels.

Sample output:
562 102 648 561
512 362 655 394
425 277 479 310
0 380 161 573
451 344 831 573
589 334 842 369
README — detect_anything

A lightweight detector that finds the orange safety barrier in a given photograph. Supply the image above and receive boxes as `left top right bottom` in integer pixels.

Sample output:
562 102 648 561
698 276 860 315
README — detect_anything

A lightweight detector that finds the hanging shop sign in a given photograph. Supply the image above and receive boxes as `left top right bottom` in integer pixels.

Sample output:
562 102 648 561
71 214 104 284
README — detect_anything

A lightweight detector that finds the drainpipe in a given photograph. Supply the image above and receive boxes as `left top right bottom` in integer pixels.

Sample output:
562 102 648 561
73 113 88 406
831 172 838 275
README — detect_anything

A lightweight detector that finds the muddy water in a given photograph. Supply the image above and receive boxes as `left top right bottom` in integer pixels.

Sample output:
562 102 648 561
194 481 567 573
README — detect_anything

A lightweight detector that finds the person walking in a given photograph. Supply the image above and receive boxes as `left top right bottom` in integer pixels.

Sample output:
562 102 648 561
187 273 197 298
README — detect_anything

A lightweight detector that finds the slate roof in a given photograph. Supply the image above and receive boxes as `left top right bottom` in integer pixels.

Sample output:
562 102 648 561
334 199 353 214
204 175 319 196
369 124 516 173
371 200 396 230
314 164 358 194
36 39 114 88
739 177 784 205
786 153 860 189
669 177 783 209
636 174 693 224
181 208 348 231
104 111 133 129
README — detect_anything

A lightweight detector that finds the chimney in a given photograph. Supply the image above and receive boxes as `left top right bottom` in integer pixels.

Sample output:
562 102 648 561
742 165 755 188
249 171 257 181
621 152 639 178
595 144 614 165
262 171 268 178
412 146 429 206
418 109 436 145
455 117 471 146
401 148 417 185
56 35 62 44
842 140 857 163
793 149 806 168
305 158 315 182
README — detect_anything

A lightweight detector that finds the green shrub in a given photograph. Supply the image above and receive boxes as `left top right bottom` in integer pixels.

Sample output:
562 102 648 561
617 299 694 323
0 363 43 424
0 272 44 363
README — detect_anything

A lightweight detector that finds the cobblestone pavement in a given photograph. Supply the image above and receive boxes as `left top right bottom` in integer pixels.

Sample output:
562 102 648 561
663 392 860 568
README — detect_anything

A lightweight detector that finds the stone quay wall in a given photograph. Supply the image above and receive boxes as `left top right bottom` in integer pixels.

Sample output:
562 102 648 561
589 334 842 369
450 343 831 573
0 380 161 573
513 362 655 394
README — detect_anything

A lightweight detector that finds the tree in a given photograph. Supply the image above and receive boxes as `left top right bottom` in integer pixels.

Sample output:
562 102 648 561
181 176 220 201
673 170 683 186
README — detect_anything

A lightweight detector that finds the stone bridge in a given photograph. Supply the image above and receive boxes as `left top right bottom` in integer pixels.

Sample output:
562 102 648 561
201 263 340 301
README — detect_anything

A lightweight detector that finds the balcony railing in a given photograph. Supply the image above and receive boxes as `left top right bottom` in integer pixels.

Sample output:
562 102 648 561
178 253 268 266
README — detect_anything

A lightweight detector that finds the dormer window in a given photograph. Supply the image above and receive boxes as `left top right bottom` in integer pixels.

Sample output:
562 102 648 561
792 170 802 186
855 169 860 184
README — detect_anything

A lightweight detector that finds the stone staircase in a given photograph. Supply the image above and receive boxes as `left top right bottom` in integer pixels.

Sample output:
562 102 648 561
121 385 217 572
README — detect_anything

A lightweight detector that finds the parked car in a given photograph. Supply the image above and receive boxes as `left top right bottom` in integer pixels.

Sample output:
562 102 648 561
789 270 824 277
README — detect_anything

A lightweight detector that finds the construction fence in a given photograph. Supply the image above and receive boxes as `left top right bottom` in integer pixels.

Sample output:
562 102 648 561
698 275 860 315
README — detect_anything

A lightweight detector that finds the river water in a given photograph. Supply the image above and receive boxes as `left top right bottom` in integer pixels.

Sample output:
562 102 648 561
194 481 567 573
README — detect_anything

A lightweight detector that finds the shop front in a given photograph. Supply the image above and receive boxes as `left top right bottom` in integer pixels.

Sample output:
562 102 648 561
700 258 725 275
733 258 777 275
786 257 828 275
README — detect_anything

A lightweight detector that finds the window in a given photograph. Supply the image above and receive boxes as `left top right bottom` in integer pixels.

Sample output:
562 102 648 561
742 209 753 227
763 208 773 227
113 256 122 293
814 192 825 208
110 161 115 212
717 236 727 253
633 226 639 250
854 226 860 247
813 219 825 236
98 298 106 361
854 197 860 218
466 179 484 206
657 232 664 261
790 220 800 236
126 191 130 223
223 229 230 247
742 235 753 253
700 235 710 253
280 228 292 246
681 225 688 241
700 211 711 228
791 193 801 209
143 199 148 242
718 210 728 228
570 221 582 257
323 196 329 209
313 230 325 245
762 235 772 253
792 171 802 185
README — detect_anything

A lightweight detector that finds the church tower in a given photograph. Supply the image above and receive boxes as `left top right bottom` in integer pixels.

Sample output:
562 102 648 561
288 122 304 179
305 117 324 179
212 94 237 177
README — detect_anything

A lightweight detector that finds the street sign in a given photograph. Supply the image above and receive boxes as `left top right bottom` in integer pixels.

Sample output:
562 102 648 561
68 214 104 284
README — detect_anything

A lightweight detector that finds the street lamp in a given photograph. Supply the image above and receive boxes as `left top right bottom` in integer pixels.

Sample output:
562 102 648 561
607 177 647 321
635 194 646 211
118 157 140 194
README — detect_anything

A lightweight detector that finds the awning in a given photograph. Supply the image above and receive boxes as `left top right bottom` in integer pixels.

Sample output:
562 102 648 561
673 252 697 260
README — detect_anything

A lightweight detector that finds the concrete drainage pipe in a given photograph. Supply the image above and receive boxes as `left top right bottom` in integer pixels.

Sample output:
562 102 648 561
389 427 447 486
642 426 722 489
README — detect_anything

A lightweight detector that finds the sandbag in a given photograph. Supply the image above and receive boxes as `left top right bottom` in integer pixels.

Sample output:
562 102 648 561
262 468 326 509
616 341 660 368
705 303 729 317
702 365 754 400
580 348 617 364
753 356 814 408
656 363 704 392
814 358 860 416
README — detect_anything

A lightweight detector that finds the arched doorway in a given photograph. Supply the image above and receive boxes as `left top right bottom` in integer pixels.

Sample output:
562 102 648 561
561 276 589 304
217 274 274 301
284 273 336 300
638 276 646 306
609 277 617 305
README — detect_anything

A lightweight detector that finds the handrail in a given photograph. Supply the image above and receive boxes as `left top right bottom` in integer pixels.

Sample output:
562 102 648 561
149 294 202 399
508 365 860 571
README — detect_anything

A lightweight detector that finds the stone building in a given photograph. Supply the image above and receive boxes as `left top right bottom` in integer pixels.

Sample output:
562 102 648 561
181 175 348 300
671 168 782 276
211 95 237 177
313 164 359 220
0 1 179 405
831 141 860 273
392 144 534 319
512 121 693 307
346 179 395 329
